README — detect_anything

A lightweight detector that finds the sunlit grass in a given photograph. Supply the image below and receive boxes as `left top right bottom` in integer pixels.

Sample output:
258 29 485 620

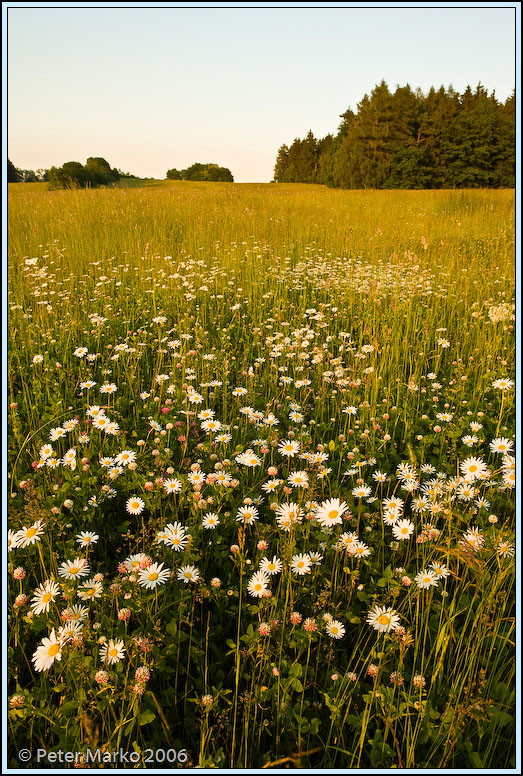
7 182 515 769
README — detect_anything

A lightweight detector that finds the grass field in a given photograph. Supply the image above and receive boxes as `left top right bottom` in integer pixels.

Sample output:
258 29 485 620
7 181 516 769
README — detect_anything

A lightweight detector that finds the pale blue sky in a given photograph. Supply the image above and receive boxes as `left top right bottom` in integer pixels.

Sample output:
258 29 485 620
6 3 517 182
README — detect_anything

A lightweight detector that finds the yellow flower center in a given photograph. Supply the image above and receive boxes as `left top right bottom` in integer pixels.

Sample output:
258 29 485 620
255 584 262 591
469 465 477 472
268 564 275 570
109 648 118 658
377 615 389 626
184 572 192 578
48 644 60 657
149 572 158 581
42 593 52 604
26 528 37 538
86 588 95 596
70 567 78 575
328 510 338 519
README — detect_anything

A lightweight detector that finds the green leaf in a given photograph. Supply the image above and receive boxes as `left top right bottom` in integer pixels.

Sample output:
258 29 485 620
166 619 177 637
138 709 156 726
59 701 77 717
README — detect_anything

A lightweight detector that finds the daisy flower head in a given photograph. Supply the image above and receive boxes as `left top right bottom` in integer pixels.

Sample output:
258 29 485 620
202 512 220 529
32 628 62 672
262 478 282 493
39 444 54 460
278 439 300 458
351 540 371 558
492 378 514 391
326 619 346 639
235 449 261 468
138 562 171 589
460 456 487 482
115 450 136 467
291 553 312 576
100 382 117 395
76 531 99 547
100 639 126 665
287 470 309 489
497 541 515 558
8 529 19 552
275 502 303 531
126 496 145 515
247 570 270 598
460 526 485 553
429 561 450 579
163 525 188 551
201 419 222 433
125 552 151 571
77 578 104 601
382 495 404 513
315 498 348 528
236 505 259 525
58 621 84 643
177 565 200 584
163 477 182 494
15 521 45 548
259 556 282 575
66 604 89 622
414 569 438 589
352 485 372 499
489 437 514 455
58 557 90 580
391 519 415 541
366 605 401 633
197 409 215 421
31 580 61 616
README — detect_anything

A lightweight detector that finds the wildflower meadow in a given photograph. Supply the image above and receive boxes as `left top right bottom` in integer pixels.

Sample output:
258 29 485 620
7 182 516 769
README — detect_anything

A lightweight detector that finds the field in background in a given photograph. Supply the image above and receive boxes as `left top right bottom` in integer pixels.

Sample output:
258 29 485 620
7 183 515 769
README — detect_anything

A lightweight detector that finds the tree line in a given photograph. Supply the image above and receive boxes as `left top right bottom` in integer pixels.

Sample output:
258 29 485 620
166 162 233 182
7 157 131 188
8 158 234 186
274 81 515 188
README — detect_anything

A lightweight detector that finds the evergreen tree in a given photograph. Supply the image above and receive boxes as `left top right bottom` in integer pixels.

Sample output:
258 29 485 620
273 144 289 182
7 159 20 182
273 81 515 190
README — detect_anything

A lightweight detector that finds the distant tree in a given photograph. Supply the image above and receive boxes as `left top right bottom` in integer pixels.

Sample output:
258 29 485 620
7 159 20 182
84 157 120 186
20 169 38 182
168 163 233 182
273 80 515 190
496 91 515 187
273 144 289 182
47 158 122 189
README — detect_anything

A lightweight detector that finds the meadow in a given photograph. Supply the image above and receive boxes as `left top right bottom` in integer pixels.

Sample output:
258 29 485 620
7 181 516 769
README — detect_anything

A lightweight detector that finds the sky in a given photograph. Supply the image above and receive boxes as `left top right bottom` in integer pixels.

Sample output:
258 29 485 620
6 2 518 183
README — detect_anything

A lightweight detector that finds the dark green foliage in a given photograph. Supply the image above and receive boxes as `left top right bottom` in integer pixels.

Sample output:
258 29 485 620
274 82 515 189
47 158 121 189
8 159 21 182
166 163 234 182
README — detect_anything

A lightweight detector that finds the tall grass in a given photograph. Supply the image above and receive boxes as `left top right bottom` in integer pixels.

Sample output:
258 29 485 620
7 182 515 769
